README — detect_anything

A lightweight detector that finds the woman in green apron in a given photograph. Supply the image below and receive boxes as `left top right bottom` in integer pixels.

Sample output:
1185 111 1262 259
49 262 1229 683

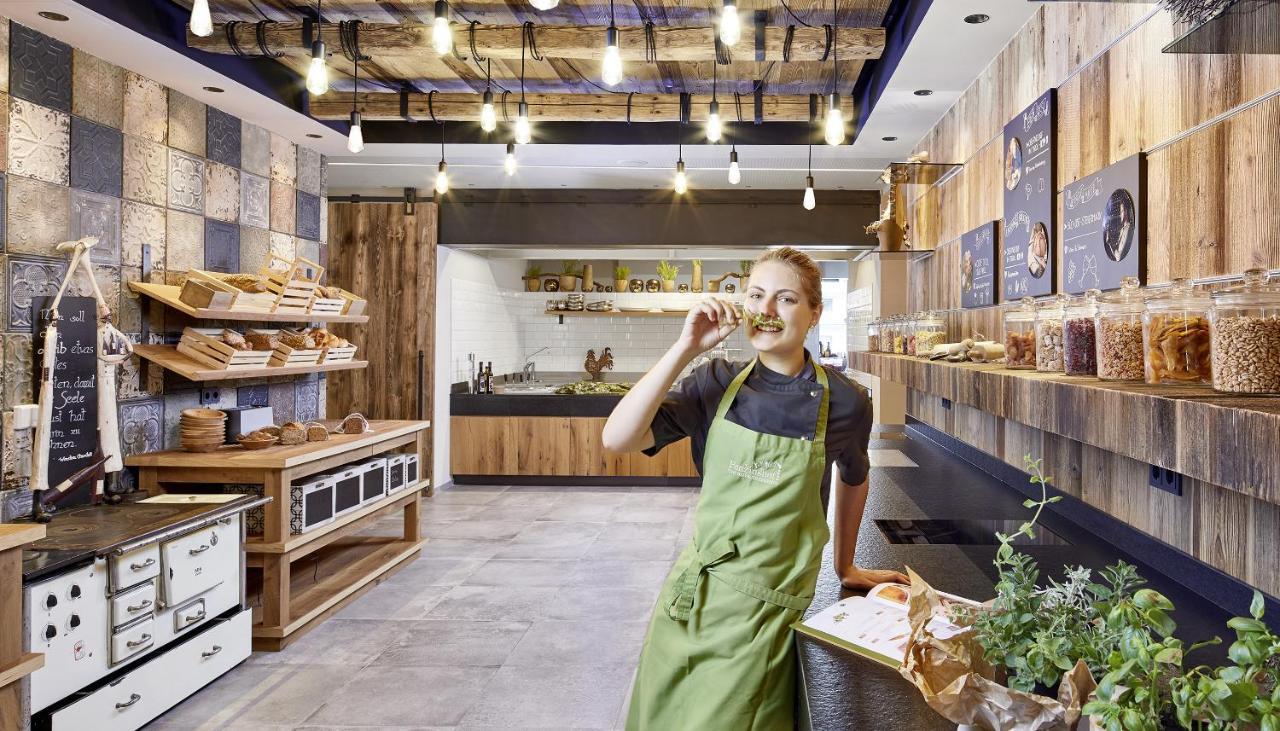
603 247 908 730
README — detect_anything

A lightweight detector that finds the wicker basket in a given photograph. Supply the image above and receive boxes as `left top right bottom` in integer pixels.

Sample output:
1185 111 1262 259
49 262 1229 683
177 327 273 370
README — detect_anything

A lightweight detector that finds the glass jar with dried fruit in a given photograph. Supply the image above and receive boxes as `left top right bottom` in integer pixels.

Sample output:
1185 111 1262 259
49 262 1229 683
867 319 881 353
906 314 919 357
915 312 947 358
1063 290 1100 376
1003 297 1037 370
893 315 907 354
1208 268 1280 394
1144 278 1211 385
1095 276 1147 381
882 316 896 353
1035 294 1068 372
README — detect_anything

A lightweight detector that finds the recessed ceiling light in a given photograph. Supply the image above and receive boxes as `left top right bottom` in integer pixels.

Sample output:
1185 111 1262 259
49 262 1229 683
306 133 323 138
914 89 933 96
202 85 225 93
882 136 898 141
38 11 68 21
964 13 990 24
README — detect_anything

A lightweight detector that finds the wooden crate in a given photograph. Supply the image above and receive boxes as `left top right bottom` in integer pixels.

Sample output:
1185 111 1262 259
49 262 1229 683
179 270 276 312
261 255 322 314
263 329 324 367
309 296 346 316
177 328 274 370
322 344 358 364
334 288 367 317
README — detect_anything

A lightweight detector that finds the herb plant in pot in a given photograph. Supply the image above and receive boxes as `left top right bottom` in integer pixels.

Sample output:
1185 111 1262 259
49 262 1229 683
614 265 631 293
559 260 582 292
523 263 543 292
657 260 680 293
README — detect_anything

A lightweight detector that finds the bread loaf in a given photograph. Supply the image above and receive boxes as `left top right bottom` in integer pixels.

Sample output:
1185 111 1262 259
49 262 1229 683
281 330 317 350
304 422 330 442
246 331 278 351
338 413 370 434
279 421 306 445
220 329 248 350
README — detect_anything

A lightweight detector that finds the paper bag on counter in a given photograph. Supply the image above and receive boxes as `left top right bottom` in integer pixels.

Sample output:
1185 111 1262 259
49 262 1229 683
897 568 1096 731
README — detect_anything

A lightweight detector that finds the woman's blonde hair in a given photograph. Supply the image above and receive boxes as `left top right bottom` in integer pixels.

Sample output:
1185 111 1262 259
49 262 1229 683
752 247 823 308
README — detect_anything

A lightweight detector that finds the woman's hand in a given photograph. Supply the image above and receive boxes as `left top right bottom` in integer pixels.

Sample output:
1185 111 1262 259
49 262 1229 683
839 566 909 591
677 297 741 355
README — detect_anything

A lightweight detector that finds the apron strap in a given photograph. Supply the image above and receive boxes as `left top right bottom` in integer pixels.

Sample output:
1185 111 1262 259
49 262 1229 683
666 538 814 621
713 358 833 446
713 360 757 422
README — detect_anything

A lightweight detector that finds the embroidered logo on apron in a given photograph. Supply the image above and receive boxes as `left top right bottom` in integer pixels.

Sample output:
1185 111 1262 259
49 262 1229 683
727 459 784 485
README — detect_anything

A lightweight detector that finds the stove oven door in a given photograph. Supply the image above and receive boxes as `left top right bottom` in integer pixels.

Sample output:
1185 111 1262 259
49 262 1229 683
159 517 239 608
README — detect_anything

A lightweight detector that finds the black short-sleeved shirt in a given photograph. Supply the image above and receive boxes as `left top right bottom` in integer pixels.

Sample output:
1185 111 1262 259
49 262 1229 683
645 353 873 511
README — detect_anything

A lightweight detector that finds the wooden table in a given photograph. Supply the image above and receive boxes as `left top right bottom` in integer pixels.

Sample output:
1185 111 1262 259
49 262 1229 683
126 420 431 651
0 524 45 729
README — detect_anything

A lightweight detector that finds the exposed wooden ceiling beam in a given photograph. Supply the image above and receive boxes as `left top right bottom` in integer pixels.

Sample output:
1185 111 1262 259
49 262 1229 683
309 91 854 122
188 22 884 62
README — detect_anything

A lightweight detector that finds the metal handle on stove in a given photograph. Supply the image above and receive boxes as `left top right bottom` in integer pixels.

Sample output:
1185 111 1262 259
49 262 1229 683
188 544 211 556
127 633 152 648
115 693 141 709
201 645 222 658
185 609 207 623
130 558 155 571
127 599 152 613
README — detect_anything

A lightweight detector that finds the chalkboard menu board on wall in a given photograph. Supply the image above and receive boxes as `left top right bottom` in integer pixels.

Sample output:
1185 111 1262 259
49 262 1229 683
1061 153 1146 293
960 222 998 309
1002 90 1057 300
33 296 99 507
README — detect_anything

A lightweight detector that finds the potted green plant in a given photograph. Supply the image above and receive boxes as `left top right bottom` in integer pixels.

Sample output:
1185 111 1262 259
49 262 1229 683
523 263 543 292
657 260 680 293
614 265 631 293
559 260 582 292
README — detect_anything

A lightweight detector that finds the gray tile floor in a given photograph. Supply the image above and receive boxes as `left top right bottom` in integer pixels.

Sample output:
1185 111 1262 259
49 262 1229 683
150 485 699 730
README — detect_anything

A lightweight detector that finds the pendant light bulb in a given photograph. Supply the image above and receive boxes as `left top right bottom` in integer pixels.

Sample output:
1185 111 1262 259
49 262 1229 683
190 0 214 37
504 142 518 176
674 160 688 195
435 160 450 195
602 27 623 86
347 112 364 153
706 101 722 143
515 101 532 144
480 90 497 132
432 0 453 54
719 0 740 46
824 93 844 146
803 176 816 210
728 149 741 185
306 41 329 95
529 0 559 9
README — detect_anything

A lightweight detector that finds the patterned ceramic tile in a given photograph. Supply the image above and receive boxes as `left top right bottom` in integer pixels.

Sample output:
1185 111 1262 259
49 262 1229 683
122 72 166 143
319 198 328 243
2 334 33 411
0 172 6 251
0 93 9 174
296 190 321 240
204 219 240 273
268 231 295 264
167 148 205 214
295 380 320 422
71 50 124 128
119 266 143 334
165 209 204 282
269 132 295 185
8 98 69 184
0 23 10 94
268 381 296 422
70 117 123 197
167 91 206 157
70 189 121 264
204 162 239 222
240 225 270 273
8 255 67 331
206 107 241 169
117 353 145 401
319 155 328 196
162 390 201 449
121 201 165 269
237 384 269 407
122 135 166 206
9 25 71 112
68 265 120 320
7 176 69 256
241 120 270 177
239 172 268 229
120 398 163 456
269 180 295 235
296 146 321 195
297 238 320 266
318 242 328 270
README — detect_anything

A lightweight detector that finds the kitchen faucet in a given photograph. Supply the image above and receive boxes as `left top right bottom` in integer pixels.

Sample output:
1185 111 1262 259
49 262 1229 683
522 347 549 382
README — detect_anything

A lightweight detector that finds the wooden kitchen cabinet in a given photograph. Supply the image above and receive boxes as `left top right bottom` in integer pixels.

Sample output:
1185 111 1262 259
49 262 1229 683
451 416 698 479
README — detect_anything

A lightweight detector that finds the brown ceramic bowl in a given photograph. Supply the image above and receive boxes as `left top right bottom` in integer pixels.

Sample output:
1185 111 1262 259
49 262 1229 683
237 435 279 450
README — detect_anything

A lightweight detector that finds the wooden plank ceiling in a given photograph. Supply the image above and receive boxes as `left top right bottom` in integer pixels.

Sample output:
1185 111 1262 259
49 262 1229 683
185 0 892 97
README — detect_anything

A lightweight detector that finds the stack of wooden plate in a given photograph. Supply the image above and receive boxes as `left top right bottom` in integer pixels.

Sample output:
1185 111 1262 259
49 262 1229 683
180 408 227 453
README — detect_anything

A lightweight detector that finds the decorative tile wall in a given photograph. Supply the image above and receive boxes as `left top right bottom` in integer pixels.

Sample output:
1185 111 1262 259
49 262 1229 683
0 20 329 502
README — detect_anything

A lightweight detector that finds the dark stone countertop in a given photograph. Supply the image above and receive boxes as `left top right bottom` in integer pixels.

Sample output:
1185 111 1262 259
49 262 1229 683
451 372 641 417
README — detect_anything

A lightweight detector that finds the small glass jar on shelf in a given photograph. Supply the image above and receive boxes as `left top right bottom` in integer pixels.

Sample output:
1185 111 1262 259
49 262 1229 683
1035 294 1068 372
867 319 882 353
906 314 919 357
1003 297 1037 370
881 317 896 353
893 315 907 354
1144 278 1211 385
1208 268 1280 394
1096 276 1146 381
915 312 947 358
1063 290 1100 376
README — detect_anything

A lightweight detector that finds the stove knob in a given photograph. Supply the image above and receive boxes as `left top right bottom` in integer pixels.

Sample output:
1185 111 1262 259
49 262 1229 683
43 593 58 610
43 624 57 641
68 614 81 630
69 584 82 599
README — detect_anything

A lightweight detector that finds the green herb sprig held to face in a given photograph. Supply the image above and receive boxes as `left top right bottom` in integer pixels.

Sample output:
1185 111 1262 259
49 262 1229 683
745 310 786 332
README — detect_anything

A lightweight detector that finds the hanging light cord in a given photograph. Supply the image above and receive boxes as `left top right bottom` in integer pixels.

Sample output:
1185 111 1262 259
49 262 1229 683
830 0 838 95
439 120 446 162
808 142 813 176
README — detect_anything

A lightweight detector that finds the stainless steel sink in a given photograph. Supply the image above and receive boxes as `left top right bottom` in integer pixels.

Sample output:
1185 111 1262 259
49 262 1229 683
499 383 560 395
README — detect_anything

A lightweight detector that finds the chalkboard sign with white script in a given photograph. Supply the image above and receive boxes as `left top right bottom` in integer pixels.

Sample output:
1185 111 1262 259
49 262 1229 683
960 222 999 309
1002 90 1056 300
1061 153 1146 294
33 296 99 507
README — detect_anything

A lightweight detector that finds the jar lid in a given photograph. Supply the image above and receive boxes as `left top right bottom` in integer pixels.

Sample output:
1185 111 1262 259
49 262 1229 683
1065 289 1100 318
1005 295 1036 320
1037 293 1069 318
1147 278 1210 312
1097 276 1146 314
1211 268 1280 306
918 311 943 325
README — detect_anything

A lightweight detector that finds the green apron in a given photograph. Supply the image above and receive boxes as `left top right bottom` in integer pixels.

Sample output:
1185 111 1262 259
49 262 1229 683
626 359 832 731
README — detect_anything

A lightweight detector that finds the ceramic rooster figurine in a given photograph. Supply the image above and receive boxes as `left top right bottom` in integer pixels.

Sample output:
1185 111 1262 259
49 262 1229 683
584 347 614 382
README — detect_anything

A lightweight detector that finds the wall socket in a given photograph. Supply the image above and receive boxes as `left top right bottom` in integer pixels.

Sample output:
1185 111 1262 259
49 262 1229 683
199 388 221 406
1148 465 1184 496
941 398 953 410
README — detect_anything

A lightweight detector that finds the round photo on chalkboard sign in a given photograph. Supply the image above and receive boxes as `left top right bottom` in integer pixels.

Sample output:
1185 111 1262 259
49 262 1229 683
1028 222 1049 279
961 249 974 293
1103 188 1136 262
1005 137 1023 191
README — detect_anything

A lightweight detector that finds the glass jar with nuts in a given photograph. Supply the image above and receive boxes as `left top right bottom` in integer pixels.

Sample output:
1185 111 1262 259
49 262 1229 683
906 314 919 357
1063 290 1100 376
867 319 882 353
1035 294 1068 373
1004 297 1037 370
893 315 907 354
1208 268 1280 394
1144 278 1211 385
1095 276 1147 381
915 312 947 358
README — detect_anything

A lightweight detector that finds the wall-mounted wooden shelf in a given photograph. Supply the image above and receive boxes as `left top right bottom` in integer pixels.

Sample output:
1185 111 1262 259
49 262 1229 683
128 282 370 324
132 344 366 382
545 309 690 318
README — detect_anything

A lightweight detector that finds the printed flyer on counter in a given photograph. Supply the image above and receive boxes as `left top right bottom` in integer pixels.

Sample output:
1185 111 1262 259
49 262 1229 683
793 583 979 667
